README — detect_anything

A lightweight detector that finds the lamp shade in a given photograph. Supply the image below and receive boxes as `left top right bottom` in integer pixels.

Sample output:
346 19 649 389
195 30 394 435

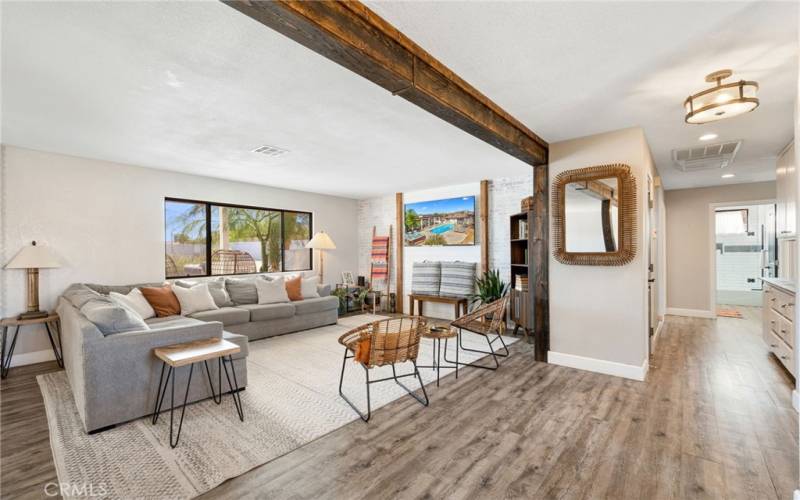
4 242 61 269
305 231 336 250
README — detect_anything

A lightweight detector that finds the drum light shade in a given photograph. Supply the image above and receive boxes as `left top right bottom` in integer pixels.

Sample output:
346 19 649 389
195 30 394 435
684 69 759 124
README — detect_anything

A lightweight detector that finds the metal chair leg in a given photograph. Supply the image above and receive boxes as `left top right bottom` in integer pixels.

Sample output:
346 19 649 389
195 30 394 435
443 328 503 370
391 362 429 407
338 348 371 422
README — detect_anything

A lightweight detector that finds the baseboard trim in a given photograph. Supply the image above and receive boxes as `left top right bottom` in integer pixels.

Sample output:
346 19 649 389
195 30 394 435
9 349 56 367
548 351 648 381
666 307 715 319
793 390 799 413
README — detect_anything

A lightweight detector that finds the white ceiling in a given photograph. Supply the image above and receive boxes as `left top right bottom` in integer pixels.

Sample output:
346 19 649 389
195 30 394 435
367 1 798 190
0 1 529 199
2 2 798 197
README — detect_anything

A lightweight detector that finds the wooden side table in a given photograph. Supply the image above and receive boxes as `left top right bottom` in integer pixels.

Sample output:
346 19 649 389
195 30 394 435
417 325 459 387
151 338 244 448
0 313 63 379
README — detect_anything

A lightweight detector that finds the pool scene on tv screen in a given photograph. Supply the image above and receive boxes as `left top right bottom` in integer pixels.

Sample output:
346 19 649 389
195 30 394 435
404 195 476 246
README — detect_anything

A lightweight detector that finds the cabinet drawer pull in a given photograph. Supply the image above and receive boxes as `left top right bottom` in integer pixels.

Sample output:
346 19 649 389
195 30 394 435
781 355 790 360
770 343 778 348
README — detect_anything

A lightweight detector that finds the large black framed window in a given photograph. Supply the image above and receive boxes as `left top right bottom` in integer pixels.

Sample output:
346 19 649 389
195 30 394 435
164 198 313 278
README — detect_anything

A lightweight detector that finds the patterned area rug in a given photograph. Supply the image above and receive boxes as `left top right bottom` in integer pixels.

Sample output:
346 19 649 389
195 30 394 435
38 315 516 499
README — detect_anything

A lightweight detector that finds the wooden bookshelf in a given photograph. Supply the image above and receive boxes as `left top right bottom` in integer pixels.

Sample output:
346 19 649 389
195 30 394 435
509 210 534 342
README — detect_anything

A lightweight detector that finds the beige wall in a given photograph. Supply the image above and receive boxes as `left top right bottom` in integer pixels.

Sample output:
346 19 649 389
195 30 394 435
549 127 656 375
665 181 776 313
0 146 359 363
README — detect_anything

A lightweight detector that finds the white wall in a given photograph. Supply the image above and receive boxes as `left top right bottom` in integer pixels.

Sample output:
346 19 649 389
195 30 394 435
0 146 359 362
548 127 655 379
664 182 776 315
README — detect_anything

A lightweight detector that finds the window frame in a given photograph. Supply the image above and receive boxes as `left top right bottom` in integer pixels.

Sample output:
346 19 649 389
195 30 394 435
164 197 314 279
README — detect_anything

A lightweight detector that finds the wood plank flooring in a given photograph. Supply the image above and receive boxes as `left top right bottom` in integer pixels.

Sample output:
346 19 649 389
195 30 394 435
1 307 796 499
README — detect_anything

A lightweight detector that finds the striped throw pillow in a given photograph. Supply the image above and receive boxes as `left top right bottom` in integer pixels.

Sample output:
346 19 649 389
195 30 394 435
439 261 476 298
411 261 441 296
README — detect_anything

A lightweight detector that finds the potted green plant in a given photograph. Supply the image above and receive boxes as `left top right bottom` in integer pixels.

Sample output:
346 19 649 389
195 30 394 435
468 269 510 311
332 287 348 315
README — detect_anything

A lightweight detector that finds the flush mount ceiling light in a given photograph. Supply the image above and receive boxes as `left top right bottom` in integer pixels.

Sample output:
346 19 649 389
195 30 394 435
721 173 735 179
684 69 759 124
699 133 718 141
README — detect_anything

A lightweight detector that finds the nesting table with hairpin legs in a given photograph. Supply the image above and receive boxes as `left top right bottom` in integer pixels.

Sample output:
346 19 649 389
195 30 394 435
152 338 244 448
417 325 459 387
1 313 63 379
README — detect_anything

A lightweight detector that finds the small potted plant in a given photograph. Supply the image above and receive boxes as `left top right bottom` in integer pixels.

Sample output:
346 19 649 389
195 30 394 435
332 287 348 315
468 269 510 313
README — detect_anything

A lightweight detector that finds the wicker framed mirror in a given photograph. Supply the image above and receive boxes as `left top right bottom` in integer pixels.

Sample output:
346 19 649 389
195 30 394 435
552 163 637 266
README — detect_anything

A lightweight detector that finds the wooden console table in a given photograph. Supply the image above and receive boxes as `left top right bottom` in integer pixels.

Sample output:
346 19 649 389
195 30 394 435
408 294 468 319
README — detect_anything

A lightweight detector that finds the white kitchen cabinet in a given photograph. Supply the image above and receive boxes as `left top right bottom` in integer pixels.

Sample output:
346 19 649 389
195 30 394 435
762 279 795 377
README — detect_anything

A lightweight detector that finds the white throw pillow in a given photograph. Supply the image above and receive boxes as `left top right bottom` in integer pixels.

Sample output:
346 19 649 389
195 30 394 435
109 288 156 320
255 277 290 304
300 276 320 299
172 283 219 316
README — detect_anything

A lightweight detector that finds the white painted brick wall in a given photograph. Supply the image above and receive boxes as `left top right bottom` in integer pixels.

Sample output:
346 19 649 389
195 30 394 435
356 173 534 296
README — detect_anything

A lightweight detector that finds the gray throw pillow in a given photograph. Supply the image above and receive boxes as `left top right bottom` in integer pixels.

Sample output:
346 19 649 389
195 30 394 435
175 278 233 307
63 284 102 309
80 298 149 336
439 261 476 298
225 278 258 305
411 261 441 296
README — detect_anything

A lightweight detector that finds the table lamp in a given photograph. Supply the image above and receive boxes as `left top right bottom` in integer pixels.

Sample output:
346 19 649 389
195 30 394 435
305 231 336 284
4 241 61 319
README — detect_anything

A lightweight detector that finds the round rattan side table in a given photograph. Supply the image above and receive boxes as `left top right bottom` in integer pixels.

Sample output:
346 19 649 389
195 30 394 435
418 325 458 387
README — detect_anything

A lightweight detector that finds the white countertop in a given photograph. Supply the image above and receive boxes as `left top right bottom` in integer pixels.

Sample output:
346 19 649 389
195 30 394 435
761 277 796 294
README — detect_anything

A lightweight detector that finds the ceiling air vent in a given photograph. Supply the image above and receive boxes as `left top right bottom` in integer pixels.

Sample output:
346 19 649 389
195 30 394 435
671 140 741 172
251 144 289 158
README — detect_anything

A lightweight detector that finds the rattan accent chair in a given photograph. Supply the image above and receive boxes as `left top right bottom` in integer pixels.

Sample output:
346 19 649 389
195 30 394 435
337 317 429 422
445 295 511 370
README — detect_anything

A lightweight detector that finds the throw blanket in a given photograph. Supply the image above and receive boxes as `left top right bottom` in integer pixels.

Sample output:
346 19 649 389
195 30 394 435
370 236 390 281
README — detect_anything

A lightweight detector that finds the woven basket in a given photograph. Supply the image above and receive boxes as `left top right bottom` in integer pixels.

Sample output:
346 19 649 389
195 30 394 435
521 196 534 211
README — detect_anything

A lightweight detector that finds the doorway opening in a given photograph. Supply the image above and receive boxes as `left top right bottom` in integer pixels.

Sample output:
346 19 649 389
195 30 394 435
713 203 776 313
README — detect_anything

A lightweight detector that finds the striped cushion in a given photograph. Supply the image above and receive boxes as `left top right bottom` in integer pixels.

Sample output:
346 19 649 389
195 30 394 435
439 261 476 298
411 261 441 296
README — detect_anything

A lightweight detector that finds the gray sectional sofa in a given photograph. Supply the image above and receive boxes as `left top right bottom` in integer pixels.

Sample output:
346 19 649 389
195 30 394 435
58 276 338 433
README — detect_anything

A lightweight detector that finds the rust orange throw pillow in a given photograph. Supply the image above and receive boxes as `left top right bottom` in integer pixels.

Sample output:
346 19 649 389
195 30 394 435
354 338 371 364
285 275 303 301
140 285 181 317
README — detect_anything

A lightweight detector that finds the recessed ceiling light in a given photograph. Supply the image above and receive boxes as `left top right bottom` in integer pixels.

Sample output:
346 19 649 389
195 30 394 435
699 133 718 141
721 173 735 179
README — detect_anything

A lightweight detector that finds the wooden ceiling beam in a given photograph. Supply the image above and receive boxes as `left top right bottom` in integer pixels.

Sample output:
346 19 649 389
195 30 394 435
223 0 548 166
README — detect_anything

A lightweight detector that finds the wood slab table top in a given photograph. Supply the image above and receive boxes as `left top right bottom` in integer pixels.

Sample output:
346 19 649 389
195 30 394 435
154 338 240 367
1 313 59 327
